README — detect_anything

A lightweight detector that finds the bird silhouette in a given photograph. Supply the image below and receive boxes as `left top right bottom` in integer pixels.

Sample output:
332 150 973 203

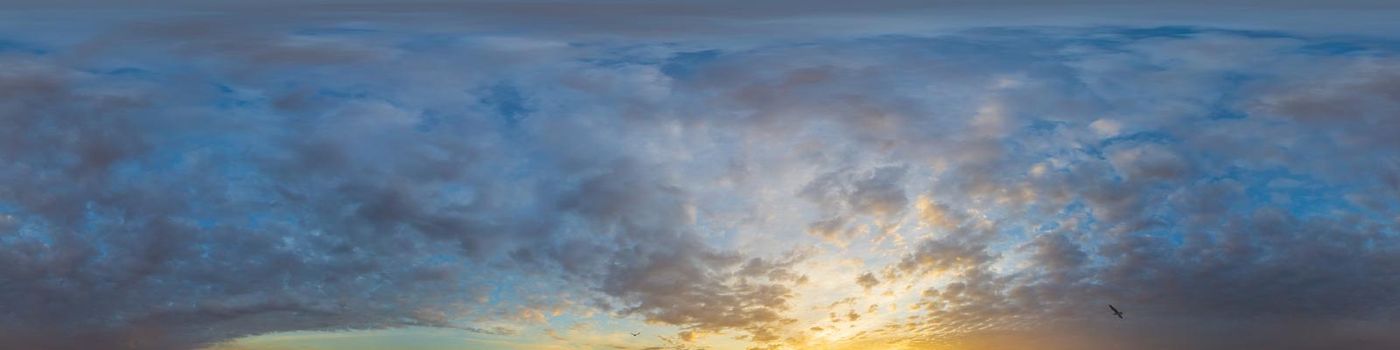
630 332 641 336
1109 304 1124 319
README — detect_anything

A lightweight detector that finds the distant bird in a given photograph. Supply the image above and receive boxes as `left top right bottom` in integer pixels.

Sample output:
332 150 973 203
630 332 641 337
1108 304 1124 319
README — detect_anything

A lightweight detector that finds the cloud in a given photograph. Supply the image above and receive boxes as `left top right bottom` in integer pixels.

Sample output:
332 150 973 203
0 22 802 349
799 165 910 244
854 272 880 290
1 11 1400 350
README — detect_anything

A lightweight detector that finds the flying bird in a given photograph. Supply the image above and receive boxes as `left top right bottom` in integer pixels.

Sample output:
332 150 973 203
630 332 641 337
1109 304 1124 319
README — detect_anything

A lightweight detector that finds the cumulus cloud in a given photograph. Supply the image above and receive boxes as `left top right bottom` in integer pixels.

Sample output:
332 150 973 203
854 272 880 290
841 27 1400 350
799 165 910 244
0 19 800 349
1 8 1399 350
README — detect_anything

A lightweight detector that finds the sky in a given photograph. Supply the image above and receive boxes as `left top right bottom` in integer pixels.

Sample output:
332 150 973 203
1 1 1400 350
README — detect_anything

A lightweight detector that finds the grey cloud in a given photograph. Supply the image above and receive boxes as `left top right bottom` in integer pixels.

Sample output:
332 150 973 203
0 23 801 350
848 166 910 218
4 15 1400 350
9 1 1400 41
894 229 995 278
1105 143 1191 183
799 166 910 243
855 272 879 290
827 27 1400 349
1023 233 1088 284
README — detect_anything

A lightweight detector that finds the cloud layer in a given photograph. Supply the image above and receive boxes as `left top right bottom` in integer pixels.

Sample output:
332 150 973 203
0 8 1399 350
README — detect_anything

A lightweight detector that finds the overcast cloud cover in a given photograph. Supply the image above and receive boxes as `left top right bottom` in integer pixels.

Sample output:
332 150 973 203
1 1 1399 350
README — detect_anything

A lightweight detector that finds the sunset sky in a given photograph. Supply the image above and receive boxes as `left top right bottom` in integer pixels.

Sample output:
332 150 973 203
2 1 1399 350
